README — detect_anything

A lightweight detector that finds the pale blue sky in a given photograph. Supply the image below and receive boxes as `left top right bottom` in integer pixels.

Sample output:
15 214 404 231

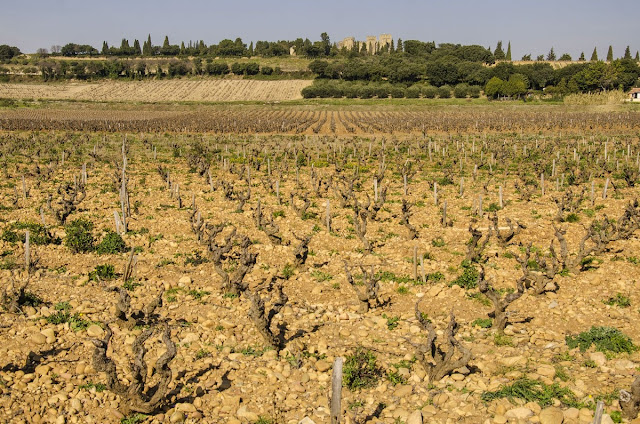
1 0 638 59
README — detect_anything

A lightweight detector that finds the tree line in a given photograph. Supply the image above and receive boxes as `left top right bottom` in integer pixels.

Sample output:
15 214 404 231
32 58 299 82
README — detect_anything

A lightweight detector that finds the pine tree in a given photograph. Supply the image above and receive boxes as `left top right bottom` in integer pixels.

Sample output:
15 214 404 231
624 46 631 60
636 51 640 61
133 39 141 56
494 41 505 60
606 45 613 61
102 41 109 56
396 38 403 53
506 41 512 61
546 47 556 61
579 52 585 61
590 47 598 61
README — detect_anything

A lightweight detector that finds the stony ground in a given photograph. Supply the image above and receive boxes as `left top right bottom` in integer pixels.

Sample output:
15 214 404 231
0 131 639 424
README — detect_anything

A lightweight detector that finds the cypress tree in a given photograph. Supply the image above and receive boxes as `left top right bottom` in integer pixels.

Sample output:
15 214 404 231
606 45 613 61
248 41 254 56
623 46 631 60
579 52 585 61
636 51 639 61
506 41 512 61
590 47 598 61
494 41 505 60
396 38 403 53
180 41 186 55
133 39 141 56
102 41 109 56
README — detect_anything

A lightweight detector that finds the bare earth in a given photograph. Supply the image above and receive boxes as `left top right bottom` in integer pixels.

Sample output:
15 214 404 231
0 80 312 103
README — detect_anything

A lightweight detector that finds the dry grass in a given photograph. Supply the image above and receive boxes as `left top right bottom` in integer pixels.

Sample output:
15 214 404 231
0 79 312 102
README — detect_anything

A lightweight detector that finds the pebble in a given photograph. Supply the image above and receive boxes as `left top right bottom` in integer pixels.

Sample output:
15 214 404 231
505 407 534 420
299 418 316 424
393 385 413 397
178 276 192 285
169 411 185 423
32 333 47 344
315 360 332 372
237 405 259 421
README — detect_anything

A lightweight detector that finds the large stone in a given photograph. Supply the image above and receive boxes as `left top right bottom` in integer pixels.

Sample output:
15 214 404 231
236 405 259 422
86 325 104 339
536 364 556 377
407 410 423 424
505 407 534 420
539 407 564 424
298 418 316 424
589 352 606 367
393 385 413 397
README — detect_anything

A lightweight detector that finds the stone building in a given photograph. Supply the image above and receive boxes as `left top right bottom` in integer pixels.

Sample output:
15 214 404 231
336 34 392 54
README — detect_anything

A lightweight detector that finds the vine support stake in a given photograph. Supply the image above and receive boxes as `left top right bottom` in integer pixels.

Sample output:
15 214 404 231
330 357 343 424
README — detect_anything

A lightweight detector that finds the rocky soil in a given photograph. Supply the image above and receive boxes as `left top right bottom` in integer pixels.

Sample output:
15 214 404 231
0 130 639 424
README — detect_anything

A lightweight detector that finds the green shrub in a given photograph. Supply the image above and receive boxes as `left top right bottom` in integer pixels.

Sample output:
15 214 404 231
64 219 95 253
95 231 127 254
343 347 382 390
89 264 116 282
481 378 582 408
437 85 452 98
421 85 438 99
566 326 637 354
453 83 469 98
449 262 479 289
603 293 631 308
565 213 580 223
472 318 493 328
1 222 60 245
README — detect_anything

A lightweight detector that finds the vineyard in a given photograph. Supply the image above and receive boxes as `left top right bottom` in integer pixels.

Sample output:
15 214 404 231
0 111 640 424
1 105 639 134
0 80 312 103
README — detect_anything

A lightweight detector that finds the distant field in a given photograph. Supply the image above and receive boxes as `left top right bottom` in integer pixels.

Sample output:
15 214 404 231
0 79 313 102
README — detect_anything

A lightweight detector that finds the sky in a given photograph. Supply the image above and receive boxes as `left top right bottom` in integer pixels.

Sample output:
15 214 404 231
1 0 638 59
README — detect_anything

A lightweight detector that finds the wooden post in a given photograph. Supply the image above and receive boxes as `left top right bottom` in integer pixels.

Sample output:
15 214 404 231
374 178 378 202
276 179 280 204
24 231 30 273
592 400 604 424
603 178 609 200
498 186 503 209
477 195 483 217
403 173 408 196
591 180 595 205
540 173 545 196
330 357 344 424
21 175 27 200
326 200 331 232
433 182 438 206
459 177 464 197
442 201 447 227
114 211 121 235
420 255 426 284
413 246 418 281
